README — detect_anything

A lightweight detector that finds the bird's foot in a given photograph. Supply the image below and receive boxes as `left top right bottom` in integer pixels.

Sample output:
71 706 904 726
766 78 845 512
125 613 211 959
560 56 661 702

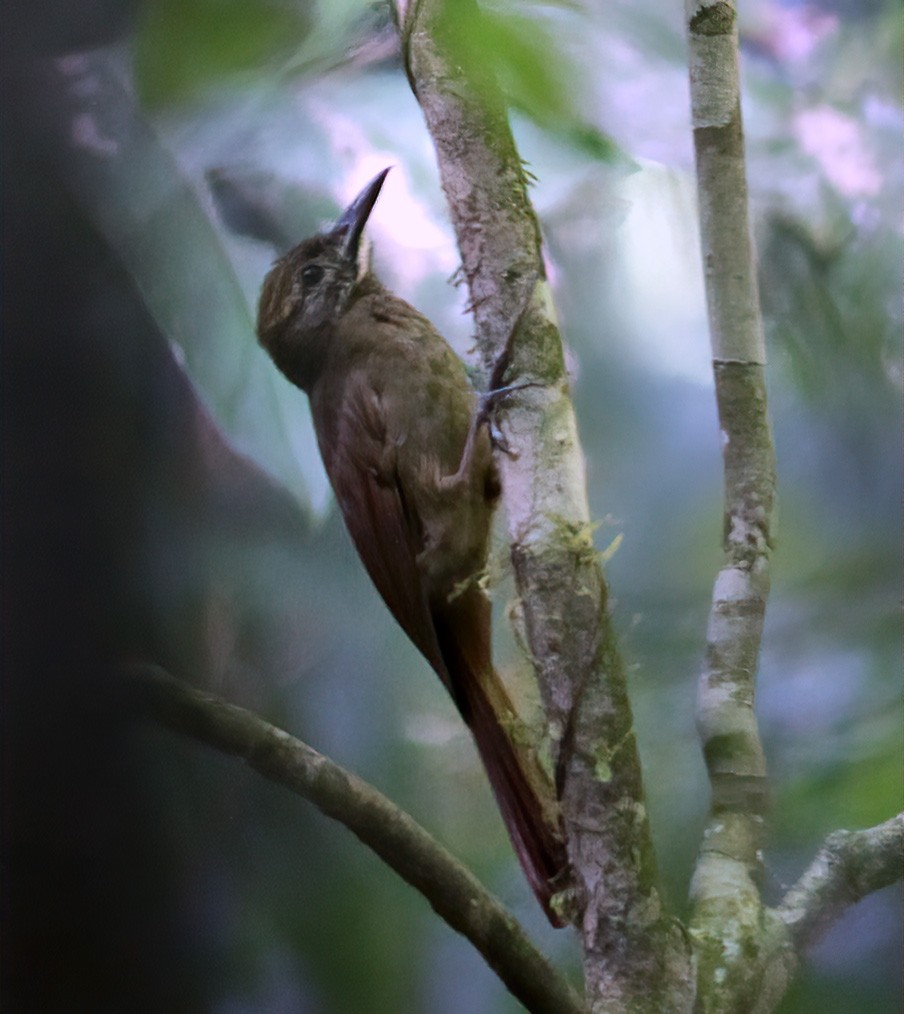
476 381 539 457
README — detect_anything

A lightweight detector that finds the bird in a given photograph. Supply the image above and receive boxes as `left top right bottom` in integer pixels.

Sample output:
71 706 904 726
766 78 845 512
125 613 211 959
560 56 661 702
256 167 565 924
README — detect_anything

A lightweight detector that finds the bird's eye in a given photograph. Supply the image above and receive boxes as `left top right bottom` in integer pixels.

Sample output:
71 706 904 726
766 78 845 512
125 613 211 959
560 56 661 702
301 264 324 287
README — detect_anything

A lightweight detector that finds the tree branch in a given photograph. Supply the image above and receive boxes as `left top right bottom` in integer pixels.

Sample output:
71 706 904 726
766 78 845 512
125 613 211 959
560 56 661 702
126 663 583 1014
397 0 693 1008
777 814 904 953
685 1 776 1007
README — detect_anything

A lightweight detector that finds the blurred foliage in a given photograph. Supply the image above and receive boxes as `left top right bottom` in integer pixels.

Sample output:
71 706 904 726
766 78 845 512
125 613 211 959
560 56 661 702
435 0 623 161
134 0 310 106
5 0 902 1011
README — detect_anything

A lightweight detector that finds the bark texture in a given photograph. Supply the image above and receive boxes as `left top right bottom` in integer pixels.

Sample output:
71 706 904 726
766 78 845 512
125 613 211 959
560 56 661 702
686 2 779 1008
398 1 694 1009
778 814 904 952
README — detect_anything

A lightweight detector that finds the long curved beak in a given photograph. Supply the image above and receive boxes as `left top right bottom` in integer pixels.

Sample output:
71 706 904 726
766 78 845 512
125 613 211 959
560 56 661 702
332 167 391 263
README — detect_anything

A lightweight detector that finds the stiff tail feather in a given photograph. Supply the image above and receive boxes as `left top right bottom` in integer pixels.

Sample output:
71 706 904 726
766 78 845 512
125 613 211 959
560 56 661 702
433 588 567 926
463 669 567 925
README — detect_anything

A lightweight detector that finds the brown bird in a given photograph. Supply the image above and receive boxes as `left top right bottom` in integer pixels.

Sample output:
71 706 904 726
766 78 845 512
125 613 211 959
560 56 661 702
256 168 565 923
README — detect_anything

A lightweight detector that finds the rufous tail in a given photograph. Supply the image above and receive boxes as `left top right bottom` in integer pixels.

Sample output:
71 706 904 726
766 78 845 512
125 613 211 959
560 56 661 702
433 587 567 926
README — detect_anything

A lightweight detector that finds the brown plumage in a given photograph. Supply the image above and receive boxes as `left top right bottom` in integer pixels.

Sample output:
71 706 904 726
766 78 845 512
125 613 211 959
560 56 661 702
256 169 565 923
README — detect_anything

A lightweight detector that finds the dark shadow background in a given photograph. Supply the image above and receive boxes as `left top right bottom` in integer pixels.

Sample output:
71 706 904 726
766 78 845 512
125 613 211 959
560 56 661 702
2 6 312 1009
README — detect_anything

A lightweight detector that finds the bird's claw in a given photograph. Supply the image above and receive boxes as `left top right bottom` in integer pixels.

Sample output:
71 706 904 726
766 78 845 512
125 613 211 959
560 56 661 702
477 381 539 458
489 419 513 456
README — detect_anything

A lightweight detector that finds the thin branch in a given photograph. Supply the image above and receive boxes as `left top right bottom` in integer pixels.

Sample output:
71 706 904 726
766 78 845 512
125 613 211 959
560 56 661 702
398 0 693 1008
685 0 776 1006
777 814 904 953
126 663 584 1014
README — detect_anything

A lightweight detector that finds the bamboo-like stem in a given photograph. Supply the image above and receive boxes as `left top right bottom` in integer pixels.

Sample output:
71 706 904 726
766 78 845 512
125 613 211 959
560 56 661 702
685 1 777 1007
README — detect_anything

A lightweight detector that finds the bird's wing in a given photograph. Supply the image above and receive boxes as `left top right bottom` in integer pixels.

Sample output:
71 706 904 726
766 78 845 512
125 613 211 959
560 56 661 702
320 372 450 686
317 369 567 923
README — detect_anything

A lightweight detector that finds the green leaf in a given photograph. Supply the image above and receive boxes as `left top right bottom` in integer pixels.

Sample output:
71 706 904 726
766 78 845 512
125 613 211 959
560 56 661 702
436 0 622 162
135 0 309 107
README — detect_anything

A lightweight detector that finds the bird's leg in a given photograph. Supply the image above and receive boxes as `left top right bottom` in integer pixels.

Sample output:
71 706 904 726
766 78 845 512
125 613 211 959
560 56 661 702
476 301 542 456
442 305 536 490
439 411 486 492
476 380 539 456
491 304 523 380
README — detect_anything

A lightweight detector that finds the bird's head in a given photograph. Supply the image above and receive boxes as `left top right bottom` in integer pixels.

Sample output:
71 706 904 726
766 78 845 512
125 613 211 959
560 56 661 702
257 167 390 389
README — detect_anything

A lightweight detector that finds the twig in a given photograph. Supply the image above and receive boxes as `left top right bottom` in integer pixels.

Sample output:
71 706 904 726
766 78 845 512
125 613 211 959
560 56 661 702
126 663 584 1014
777 814 904 952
